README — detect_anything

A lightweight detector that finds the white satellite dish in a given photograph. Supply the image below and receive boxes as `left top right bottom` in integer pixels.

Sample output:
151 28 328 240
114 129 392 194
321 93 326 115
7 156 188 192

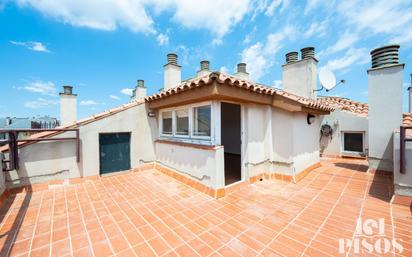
319 68 337 91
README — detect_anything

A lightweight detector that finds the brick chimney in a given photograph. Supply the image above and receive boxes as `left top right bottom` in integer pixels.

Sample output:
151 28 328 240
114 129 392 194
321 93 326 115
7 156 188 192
163 53 181 90
368 44 404 172
282 47 317 99
59 85 77 126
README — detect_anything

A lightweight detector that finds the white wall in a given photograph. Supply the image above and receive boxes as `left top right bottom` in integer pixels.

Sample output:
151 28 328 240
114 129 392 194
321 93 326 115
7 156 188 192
320 109 368 156
0 153 6 196
368 65 404 172
155 142 225 189
164 64 181 90
393 131 412 196
5 103 157 187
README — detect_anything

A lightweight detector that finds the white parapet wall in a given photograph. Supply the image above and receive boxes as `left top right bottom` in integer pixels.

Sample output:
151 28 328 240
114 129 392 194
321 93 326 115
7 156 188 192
393 131 412 196
4 103 157 188
155 141 225 189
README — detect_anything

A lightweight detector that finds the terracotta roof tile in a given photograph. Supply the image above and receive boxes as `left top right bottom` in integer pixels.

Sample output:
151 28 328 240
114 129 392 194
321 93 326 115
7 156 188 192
317 96 369 117
403 113 412 126
145 72 334 112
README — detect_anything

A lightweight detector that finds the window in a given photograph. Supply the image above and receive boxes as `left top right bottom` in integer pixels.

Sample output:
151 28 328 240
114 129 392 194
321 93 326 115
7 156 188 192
193 105 211 137
343 132 364 153
159 102 213 142
176 109 189 136
161 111 173 135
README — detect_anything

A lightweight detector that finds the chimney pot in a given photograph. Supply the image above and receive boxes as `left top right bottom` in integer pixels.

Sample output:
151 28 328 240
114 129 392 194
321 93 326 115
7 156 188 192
301 47 315 60
137 79 145 88
285 52 298 64
370 44 400 69
167 53 178 65
63 85 73 95
200 60 210 70
237 63 247 73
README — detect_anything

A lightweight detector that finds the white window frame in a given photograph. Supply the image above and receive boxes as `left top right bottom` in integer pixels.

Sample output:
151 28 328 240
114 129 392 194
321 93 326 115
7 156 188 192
158 101 214 145
341 131 365 154
174 108 190 138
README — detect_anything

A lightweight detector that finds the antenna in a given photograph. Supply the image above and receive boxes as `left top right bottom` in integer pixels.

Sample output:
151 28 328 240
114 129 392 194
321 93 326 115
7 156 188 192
315 68 345 92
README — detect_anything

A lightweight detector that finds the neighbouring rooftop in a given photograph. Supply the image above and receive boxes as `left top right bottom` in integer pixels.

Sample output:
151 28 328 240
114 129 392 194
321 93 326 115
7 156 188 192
0 158 410 257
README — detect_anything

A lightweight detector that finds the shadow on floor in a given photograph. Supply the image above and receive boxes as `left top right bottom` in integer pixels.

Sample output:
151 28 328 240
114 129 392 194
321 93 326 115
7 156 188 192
333 162 369 172
0 188 32 256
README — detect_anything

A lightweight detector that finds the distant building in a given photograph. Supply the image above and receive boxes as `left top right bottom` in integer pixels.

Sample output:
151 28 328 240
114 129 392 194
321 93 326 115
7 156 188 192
0 116 59 140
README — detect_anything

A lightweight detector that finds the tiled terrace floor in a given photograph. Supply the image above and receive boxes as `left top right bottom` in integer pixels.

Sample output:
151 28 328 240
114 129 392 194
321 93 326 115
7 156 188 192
0 158 411 257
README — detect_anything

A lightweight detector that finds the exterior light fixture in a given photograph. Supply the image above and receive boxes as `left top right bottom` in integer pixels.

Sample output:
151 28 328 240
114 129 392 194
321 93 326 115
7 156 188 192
148 111 156 117
307 114 315 125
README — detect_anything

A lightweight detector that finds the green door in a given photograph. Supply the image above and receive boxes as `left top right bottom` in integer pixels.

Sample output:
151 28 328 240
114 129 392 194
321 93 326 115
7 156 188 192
99 133 131 174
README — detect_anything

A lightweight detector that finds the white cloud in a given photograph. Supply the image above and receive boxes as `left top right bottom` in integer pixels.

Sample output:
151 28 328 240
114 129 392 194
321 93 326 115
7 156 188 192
10 41 50 52
318 31 358 57
304 0 323 15
241 26 297 80
80 100 99 106
110 95 120 100
24 98 58 109
303 20 328 38
156 33 169 46
22 81 56 96
121 88 134 96
15 0 252 40
324 48 369 71
265 0 282 16
16 0 155 33
220 66 229 74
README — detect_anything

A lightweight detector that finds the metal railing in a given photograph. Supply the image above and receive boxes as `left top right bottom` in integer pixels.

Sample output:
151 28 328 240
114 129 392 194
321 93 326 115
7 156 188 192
0 128 80 171
399 126 412 174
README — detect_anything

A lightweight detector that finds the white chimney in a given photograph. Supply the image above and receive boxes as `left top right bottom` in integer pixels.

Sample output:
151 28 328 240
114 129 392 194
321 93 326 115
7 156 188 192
197 60 211 77
368 44 404 172
282 47 317 99
163 53 181 90
59 85 77 126
131 79 147 101
235 63 249 80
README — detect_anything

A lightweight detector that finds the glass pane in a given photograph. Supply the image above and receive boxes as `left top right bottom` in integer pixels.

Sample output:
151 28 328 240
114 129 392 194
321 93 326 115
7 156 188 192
162 111 173 135
176 109 189 135
193 105 211 137
344 133 363 152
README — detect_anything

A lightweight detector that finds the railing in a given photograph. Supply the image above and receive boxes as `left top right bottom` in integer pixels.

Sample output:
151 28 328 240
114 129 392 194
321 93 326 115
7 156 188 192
0 128 80 171
399 126 412 174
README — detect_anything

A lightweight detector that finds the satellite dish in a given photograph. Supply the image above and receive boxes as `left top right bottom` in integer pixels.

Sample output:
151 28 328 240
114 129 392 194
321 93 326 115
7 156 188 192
319 68 337 91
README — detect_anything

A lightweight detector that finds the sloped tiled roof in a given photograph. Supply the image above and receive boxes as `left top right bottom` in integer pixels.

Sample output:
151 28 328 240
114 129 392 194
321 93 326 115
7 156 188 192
146 72 335 112
403 113 412 126
317 96 369 117
0 100 144 152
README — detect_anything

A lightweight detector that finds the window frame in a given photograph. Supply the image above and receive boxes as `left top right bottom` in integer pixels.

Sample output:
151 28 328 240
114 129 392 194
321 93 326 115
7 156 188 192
158 101 214 144
341 131 365 154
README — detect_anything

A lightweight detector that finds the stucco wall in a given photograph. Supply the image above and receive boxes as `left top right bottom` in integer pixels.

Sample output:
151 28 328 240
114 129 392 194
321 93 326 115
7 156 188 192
5 103 156 188
393 131 412 196
155 142 224 189
282 58 317 99
368 65 403 172
320 109 368 157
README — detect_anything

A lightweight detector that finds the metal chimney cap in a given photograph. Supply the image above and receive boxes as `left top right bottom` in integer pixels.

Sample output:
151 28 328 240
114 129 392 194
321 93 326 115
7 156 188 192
237 63 247 73
200 60 210 70
60 85 75 95
137 79 145 88
167 53 178 64
370 44 400 69
285 52 298 64
300 47 315 60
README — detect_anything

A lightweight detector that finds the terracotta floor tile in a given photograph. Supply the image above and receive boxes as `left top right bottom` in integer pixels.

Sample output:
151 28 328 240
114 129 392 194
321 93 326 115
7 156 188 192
31 232 50 250
8 238 31 257
187 238 214 256
71 233 90 251
72 246 94 257
147 236 171 256
109 234 130 253
29 246 50 257
124 229 144 246
51 238 71 257
92 240 113 257
133 242 157 257
174 243 199 256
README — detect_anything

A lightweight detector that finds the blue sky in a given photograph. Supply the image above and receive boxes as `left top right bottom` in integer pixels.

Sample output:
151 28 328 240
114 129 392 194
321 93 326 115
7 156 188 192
1 0 412 119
